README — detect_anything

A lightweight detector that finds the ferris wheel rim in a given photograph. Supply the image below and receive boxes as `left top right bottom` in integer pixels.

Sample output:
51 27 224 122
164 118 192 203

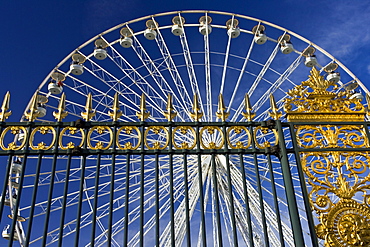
21 9 367 121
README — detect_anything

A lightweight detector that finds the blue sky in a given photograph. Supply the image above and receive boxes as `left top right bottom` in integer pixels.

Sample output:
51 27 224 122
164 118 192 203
1 1 370 246
1 0 370 121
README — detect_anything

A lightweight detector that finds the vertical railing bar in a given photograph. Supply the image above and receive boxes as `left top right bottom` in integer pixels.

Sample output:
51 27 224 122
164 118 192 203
168 124 175 246
122 153 130 246
24 154 43 247
211 153 223 246
90 153 101 246
182 152 191 247
275 120 305 246
139 122 145 247
74 126 88 247
57 154 72 247
250 123 270 247
266 153 285 247
238 152 254 247
222 123 238 246
253 152 270 247
107 124 118 246
288 123 319 247
8 125 32 247
196 124 207 246
0 154 13 224
155 153 160 247
41 124 61 247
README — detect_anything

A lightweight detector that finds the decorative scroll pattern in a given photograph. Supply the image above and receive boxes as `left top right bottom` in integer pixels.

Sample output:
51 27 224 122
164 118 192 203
296 125 369 149
301 151 370 246
0 125 273 151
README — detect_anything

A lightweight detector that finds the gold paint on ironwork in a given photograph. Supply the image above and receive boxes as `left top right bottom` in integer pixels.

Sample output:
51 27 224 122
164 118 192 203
216 94 229 121
87 126 113 150
288 68 370 246
253 126 278 149
366 93 370 118
268 94 282 120
136 94 150 121
189 94 203 121
199 126 224 149
284 67 365 122
116 126 141 150
0 92 12 122
301 151 370 246
241 93 255 121
81 93 96 121
53 93 68 121
108 92 122 121
163 94 177 121
172 126 196 149
29 126 56 150
0 126 27 150
59 127 85 150
296 125 368 149
144 126 169 150
227 126 251 149
24 94 40 122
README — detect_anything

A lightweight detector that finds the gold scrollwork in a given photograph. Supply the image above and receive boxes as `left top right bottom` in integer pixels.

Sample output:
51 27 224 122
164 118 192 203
0 126 27 150
227 126 251 149
116 126 141 150
59 127 85 150
30 126 57 150
172 126 196 149
87 126 113 150
253 126 278 149
144 126 169 150
296 125 368 149
199 126 224 149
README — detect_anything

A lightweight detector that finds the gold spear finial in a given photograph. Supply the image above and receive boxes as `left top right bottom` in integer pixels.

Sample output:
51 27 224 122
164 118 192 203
241 93 256 121
189 94 203 121
163 94 177 121
81 93 96 121
268 94 282 120
136 94 150 121
0 92 12 122
216 93 229 121
366 93 370 117
108 92 122 121
25 94 40 122
53 93 68 122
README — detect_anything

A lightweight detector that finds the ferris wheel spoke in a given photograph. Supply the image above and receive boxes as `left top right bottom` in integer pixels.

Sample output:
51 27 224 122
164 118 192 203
179 25 206 117
152 17 193 117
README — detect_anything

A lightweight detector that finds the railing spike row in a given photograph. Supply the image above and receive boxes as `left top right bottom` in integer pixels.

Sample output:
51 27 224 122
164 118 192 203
81 93 96 121
53 93 68 122
108 92 122 121
0 91 11 122
242 93 256 121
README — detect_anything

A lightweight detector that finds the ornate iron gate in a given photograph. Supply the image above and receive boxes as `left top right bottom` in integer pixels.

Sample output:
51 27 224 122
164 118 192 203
0 68 369 246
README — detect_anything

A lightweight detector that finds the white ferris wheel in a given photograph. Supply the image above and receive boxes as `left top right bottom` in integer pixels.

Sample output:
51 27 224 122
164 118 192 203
1 10 368 247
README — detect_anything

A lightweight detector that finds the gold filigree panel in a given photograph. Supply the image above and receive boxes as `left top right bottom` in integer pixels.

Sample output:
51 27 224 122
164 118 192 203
0 125 275 151
301 151 370 246
296 125 368 149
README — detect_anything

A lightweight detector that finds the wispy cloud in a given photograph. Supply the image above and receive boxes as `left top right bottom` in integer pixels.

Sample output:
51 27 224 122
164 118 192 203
311 2 370 60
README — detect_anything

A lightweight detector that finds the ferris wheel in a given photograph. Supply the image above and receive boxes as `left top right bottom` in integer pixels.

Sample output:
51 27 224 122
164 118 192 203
2 10 368 247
